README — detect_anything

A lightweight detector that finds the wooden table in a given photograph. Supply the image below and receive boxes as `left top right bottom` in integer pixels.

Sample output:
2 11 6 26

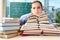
0 36 60 40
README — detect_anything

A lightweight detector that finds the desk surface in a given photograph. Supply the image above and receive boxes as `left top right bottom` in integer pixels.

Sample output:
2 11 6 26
0 36 60 40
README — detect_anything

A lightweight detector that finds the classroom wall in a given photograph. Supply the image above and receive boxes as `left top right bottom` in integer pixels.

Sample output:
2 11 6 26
0 0 3 22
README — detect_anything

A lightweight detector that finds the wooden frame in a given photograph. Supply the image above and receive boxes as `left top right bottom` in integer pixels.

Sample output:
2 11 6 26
2 0 6 17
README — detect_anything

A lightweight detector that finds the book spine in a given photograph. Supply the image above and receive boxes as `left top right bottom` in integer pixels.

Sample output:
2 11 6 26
0 26 20 31
0 33 18 38
0 31 18 35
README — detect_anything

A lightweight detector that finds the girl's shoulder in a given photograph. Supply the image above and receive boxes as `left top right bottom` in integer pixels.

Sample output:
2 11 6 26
20 13 31 19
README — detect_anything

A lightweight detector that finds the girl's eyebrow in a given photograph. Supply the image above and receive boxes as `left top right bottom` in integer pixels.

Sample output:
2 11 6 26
37 7 40 8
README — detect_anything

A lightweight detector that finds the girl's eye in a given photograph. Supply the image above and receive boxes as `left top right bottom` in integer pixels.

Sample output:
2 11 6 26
33 7 35 9
37 7 40 9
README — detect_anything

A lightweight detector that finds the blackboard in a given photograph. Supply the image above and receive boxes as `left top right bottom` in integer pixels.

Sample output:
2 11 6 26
10 2 31 18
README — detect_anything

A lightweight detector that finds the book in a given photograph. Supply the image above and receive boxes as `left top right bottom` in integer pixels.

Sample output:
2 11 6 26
1 18 20 26
27 17 37 23
39 24 55 29
0 25 20 31
22 28 60 36
20 24 55 30
23 29 42 34
0 23 19 26
0 33 18 38
22 22 38 26
0 30 19 35
56 27 60 30
23 29 42 33
39 21 49 24
20 25 38 30
38 14 49 21
22 30 42 36
43 29 60 36
43 34 60 36
2 18 19 23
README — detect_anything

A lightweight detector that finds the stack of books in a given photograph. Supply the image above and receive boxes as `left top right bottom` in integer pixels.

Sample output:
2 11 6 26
0 18 22 38
20 14 60 36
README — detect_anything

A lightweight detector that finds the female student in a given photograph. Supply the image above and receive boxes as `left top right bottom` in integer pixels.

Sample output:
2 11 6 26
19 1 52 26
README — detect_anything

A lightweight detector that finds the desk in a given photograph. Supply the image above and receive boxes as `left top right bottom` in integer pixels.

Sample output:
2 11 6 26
0 36 60 40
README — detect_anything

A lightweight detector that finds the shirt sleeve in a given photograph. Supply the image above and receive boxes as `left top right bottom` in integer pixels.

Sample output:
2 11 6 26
19 13 31 26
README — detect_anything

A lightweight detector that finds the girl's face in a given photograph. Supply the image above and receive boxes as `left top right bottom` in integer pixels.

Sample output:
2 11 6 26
31 2 42 16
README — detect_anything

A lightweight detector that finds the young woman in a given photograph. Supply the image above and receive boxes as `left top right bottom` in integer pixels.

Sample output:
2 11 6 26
19 1 52 26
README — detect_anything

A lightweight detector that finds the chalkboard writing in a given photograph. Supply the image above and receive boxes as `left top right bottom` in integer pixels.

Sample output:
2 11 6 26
10 2 31 18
